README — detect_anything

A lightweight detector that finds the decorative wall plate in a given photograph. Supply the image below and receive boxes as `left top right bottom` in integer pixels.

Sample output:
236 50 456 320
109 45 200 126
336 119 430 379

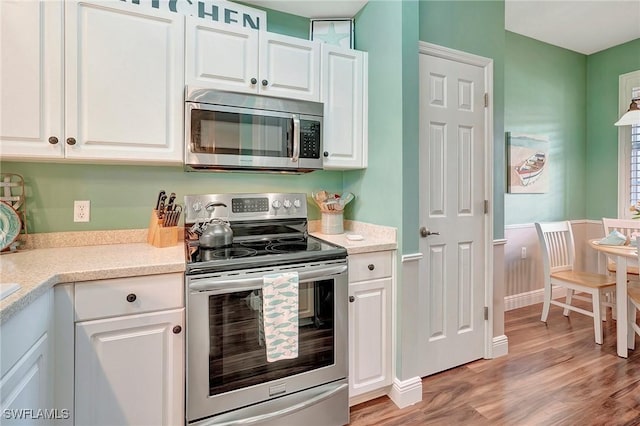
0 201 22 251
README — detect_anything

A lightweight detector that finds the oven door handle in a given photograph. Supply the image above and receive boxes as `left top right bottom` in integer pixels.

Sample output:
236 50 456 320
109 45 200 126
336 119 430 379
210 381 348 426
189 264 347 293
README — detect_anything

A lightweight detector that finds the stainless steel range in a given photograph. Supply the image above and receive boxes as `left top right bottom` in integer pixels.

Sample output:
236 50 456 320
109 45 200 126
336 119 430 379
184 192 349 426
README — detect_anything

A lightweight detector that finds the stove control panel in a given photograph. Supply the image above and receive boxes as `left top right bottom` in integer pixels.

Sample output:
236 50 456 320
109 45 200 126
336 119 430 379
184 193 308 224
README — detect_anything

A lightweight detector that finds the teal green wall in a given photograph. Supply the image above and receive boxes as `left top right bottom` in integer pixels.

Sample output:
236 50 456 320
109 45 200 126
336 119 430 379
419 0 506 239
344 1 406 241
0 162 342 233
236 2 310 39
504 32 587 225
586 38 640 220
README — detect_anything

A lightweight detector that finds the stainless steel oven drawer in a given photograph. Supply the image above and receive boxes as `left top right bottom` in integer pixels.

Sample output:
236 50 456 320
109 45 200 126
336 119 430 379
190 379 349 426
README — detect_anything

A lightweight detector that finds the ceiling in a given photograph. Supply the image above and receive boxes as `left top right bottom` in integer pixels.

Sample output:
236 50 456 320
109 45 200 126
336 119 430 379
242 0 640 55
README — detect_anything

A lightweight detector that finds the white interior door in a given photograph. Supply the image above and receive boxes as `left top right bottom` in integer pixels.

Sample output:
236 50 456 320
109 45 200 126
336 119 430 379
418 50 487 377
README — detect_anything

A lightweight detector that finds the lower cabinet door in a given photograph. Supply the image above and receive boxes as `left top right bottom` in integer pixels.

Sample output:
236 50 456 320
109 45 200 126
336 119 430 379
348 278 392 398
0 334 51 425
75 308 184 426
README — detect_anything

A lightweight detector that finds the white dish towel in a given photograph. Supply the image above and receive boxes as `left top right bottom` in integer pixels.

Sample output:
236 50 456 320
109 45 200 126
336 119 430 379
262 272 299 362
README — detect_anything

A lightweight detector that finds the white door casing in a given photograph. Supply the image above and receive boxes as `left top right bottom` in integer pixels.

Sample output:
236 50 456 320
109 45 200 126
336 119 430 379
617 70 640 218
417 42 493 377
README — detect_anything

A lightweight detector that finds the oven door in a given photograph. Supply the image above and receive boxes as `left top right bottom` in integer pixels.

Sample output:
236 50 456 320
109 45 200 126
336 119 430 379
185 102 323 171
186 261 348 423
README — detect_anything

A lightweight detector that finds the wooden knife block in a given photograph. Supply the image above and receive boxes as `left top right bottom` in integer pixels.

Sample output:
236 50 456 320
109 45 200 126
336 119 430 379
147 210 178 248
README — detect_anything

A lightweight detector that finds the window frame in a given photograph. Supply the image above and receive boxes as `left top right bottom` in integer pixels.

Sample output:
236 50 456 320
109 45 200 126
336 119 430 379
617 70 640 218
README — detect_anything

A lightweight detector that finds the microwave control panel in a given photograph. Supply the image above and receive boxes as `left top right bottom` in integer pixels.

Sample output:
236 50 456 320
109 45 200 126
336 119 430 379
300 120 321 159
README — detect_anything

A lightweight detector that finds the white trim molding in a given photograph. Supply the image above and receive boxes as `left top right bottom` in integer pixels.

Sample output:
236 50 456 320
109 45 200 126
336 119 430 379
402 253 423 263
492 335 508 358
389 376 422 409
494 238 507 246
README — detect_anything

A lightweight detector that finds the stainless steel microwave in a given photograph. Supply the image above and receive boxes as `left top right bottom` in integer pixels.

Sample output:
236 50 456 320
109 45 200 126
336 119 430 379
185 87 324 173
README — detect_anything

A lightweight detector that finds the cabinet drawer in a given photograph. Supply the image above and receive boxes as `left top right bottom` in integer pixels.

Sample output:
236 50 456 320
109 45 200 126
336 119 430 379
75 273 183 321
348 251 392 282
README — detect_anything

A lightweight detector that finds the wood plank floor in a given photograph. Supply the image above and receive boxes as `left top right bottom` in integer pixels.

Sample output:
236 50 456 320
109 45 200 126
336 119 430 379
349 302 640 425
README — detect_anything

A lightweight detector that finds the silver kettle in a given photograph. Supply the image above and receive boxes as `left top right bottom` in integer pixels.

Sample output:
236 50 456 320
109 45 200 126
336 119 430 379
198 202 233 249
199 218 233 248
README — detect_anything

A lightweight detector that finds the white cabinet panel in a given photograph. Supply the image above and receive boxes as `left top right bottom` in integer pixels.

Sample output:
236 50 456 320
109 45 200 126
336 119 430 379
260 32 320 101
0 292 53 425
75 308 184 426
349 278 392 398
1 0 183 163
65 0 184 163
186 19 320 101
0 0 64 158
321 45 367 169
186 16 258 93
347 250 393 401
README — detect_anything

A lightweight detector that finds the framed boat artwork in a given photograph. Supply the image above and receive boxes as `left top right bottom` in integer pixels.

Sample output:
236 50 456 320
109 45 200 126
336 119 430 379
507 132 549 193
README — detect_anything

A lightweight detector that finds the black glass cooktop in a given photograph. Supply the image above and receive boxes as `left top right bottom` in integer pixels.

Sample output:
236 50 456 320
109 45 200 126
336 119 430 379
185 235 347 274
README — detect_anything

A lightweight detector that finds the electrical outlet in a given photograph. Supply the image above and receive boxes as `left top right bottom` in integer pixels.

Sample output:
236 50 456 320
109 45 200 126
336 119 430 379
521 247 527 259
74 200 90 222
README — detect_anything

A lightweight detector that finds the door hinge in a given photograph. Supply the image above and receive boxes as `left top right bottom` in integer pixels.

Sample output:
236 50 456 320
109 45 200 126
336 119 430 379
484 306 489 320
484 93 489 108
484 200 489 214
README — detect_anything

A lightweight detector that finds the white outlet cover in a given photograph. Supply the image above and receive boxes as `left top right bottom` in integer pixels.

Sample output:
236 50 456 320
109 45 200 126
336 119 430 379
74 200 90 222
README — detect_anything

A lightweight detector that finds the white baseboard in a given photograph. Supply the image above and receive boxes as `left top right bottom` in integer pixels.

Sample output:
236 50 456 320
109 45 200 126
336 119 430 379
491 334 508 358
388 376 422 409
349 386 391 407
504 288 567 311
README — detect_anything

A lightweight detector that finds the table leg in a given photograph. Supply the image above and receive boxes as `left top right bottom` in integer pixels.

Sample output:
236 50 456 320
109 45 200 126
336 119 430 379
616 255 629 358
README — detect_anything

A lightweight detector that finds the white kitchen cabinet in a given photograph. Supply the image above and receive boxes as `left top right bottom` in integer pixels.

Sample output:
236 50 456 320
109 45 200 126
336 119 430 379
321 45 368 170
186 17 321 101
0 0 64 159
0 0 184 164
0 291 54 425
348 251 393 403
74 273 184 426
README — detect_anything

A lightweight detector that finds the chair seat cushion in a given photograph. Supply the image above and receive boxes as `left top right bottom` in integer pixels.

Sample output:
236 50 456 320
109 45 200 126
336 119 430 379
551 270 616 288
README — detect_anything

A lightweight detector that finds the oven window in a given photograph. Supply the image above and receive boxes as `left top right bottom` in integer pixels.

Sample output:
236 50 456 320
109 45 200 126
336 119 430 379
208 280 335 396
191 110 291 157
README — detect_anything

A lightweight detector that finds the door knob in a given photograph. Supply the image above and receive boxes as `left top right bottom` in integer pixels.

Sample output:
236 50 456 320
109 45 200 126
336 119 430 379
250 78 257 85
349 296 355 303
48 136 59 145
261 79 268 86
419 227 440 238
66 137 77 145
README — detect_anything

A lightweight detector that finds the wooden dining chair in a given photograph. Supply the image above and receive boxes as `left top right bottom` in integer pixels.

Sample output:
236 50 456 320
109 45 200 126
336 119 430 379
535 221 616 344
602 217 640 278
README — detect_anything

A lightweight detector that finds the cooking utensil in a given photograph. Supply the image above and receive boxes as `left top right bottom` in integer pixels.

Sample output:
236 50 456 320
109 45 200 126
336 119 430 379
158 193 168 219
155 190 166 210
166 192 176 211
199 218 233 248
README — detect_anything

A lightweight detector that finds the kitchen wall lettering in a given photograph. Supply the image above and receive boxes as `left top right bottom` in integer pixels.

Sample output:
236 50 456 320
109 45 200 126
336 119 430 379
120 0 266 30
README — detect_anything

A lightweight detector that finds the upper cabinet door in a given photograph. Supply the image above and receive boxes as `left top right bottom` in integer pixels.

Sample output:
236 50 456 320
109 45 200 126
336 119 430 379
65 0 184 163
321 46 368 170
185 17 259 94
259 32 321 102
0 0 64 159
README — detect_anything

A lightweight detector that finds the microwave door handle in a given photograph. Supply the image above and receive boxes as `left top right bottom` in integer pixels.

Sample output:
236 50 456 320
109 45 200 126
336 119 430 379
292 114 300 163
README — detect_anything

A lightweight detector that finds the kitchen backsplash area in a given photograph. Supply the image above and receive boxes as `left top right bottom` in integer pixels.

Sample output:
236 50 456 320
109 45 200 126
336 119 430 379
0 161 344 234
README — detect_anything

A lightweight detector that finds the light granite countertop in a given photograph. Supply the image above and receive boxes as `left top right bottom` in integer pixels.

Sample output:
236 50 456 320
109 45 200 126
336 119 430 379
0 221 396 325
0 243 185 325
310 220 397 254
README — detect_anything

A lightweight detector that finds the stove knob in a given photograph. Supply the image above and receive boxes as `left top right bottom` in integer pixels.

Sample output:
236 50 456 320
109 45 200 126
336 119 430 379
283 199 292 209
293 199 302 208
272 200 282 210
192 201 203 212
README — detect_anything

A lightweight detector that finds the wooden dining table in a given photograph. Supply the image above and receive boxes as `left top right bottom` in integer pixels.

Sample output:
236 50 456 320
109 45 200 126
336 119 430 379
589 239 638 358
